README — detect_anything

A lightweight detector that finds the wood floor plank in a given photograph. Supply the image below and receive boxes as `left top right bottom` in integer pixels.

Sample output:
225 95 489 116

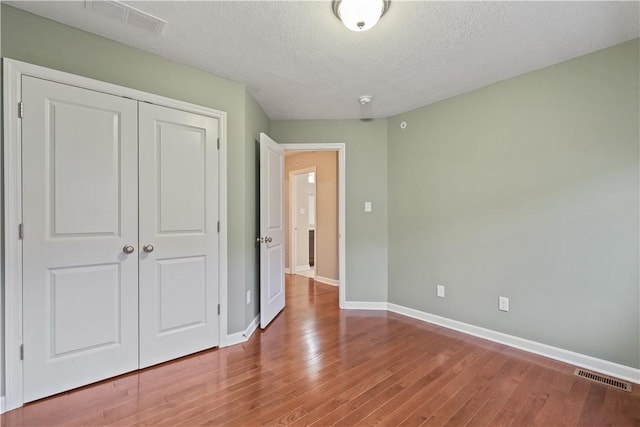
487 364 548 426
353 344 492 426
462 359 532 426
217 336 416 426
532 388 571 427
577 383 608 426
394 348 501 426
442 357 515 427
419 353 513 426
320 338 460 427
2 273 638 427
507 367 554 426
303 347 439 426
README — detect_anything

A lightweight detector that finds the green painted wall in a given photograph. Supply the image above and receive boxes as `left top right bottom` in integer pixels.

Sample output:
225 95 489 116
244 91 270 326
270 119 389 302
1 5 252 336
387 39 639 368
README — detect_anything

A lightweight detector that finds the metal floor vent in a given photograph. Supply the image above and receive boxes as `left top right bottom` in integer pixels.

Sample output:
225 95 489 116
574 368 632 392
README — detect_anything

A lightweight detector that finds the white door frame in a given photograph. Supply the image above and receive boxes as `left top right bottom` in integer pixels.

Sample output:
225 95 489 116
2 58 229 411
281 144 346 308
288 166 316 275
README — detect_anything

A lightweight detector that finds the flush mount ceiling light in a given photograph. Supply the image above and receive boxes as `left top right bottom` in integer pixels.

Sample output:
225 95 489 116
332 0 391 32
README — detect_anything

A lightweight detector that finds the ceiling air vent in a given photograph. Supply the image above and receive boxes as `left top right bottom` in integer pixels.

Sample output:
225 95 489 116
574 368 631 392
85 0 166 34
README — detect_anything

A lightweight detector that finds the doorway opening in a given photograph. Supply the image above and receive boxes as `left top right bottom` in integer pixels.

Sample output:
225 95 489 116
280 144 346 307
289 168 317 279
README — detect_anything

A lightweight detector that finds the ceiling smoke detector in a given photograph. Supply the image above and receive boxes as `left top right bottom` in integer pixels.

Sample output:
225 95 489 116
359 95 372 105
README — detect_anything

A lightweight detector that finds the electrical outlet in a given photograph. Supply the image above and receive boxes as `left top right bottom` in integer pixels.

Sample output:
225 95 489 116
246 290 251 304
437 285 445 298
499 296 509 312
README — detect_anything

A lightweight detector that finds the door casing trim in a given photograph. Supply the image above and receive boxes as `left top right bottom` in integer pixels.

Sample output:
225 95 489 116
2 58 229 411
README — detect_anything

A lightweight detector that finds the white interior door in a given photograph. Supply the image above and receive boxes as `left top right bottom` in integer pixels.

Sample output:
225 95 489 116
259 132 285 329
22 76 139 402
138 103 220 368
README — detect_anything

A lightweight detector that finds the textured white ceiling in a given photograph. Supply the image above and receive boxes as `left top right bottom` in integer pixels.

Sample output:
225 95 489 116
6 1 640 120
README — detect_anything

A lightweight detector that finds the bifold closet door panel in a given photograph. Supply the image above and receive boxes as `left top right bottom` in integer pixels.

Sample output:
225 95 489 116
21 76 139 403
138 102 220 368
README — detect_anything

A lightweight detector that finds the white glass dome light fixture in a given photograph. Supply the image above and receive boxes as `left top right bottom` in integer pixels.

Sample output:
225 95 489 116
332 0 391 32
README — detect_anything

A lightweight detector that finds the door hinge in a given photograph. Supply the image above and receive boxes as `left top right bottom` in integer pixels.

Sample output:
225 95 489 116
18 101 24 118
217 221 220 233
217 138 220 150
217 304 221 315
18 223 24 240
20 344 24 360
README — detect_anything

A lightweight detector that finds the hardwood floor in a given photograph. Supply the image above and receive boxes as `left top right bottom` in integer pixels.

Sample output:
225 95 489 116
3 274 639 426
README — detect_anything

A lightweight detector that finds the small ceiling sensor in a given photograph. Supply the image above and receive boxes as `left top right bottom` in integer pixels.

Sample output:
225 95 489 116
359 95 372 105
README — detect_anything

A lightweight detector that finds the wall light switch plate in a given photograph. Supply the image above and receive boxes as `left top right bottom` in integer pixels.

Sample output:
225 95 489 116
499 296 509 312
364 202 372 212
247 290 251 304
437 285 445 298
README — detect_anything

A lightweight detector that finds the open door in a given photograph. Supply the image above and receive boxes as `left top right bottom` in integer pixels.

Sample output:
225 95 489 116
259 133 285 329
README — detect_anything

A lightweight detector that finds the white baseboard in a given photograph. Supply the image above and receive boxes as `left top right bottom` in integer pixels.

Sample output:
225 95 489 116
284 268 291 274
315 275 339 286
244 315 260 340
224 315 260 347
1 396 5 414
295 265 311 272
342 301 388 310
387 303 640 385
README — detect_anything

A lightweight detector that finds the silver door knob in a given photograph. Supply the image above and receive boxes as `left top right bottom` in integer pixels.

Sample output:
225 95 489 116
265 236 273 243
123 245 135 254
143 244 154 253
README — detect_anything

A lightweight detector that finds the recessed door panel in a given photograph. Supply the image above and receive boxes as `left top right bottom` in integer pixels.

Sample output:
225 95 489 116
50 264 121 357
139 102 219 368
267 245 284 303
267 150 283 231
50 101 121 237
22 76 139 403
157 257 207 334
158 123 206 234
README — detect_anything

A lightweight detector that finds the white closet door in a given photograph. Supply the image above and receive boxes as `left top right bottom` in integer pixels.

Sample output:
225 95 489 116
138 103 220 368
22 76 139 403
